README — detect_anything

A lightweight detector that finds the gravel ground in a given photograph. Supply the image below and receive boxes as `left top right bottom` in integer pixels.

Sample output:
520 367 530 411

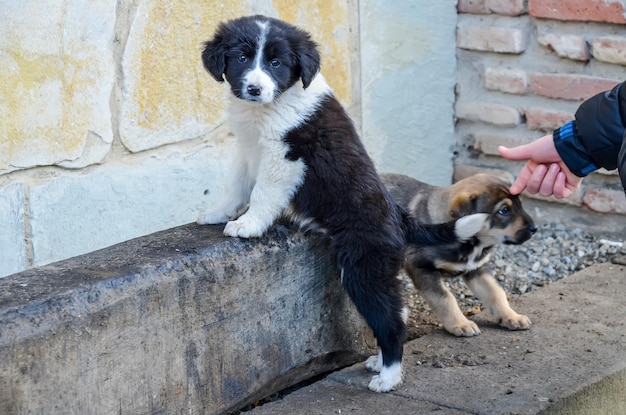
404 222 626 340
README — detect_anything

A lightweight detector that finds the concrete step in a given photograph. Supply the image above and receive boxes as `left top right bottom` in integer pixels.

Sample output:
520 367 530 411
248 261 626 415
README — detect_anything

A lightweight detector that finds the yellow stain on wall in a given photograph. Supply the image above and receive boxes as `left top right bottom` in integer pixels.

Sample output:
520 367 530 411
273 0 352 105
0 51 91 169
135 1 246 131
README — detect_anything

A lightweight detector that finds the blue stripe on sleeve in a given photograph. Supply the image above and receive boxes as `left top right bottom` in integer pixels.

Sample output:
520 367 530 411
580 164 599 175
557 121 575 140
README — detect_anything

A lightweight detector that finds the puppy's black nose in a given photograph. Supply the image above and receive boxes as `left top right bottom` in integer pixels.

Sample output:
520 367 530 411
247 84 262 96
528 224 537 234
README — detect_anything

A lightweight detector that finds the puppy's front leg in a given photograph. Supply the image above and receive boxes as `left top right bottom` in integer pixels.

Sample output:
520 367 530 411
408 266 481 337
197 148 254 225
224 143 306 238
464 271 531 330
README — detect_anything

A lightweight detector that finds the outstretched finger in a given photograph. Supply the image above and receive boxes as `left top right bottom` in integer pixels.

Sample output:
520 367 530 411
498 145 534 162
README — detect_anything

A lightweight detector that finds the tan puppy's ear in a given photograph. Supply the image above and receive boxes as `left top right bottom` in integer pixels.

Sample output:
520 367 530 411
449 192 478 219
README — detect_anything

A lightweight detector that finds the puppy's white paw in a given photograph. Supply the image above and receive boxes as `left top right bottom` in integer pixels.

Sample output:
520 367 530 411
368 363 402 393
365 353 382 373
223 214 267 238
445 319 481 337
455 213 489 241
197 209 229 225
500 313 532 331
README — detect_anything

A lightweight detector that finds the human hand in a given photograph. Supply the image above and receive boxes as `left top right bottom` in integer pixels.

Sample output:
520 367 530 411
498 134 583 199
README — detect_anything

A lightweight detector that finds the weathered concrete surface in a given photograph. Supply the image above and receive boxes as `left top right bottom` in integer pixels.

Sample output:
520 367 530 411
249 261 626 415
0 183 27 276
0 223 373 415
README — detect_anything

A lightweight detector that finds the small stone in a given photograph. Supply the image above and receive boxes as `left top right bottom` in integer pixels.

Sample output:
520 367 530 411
543 267 556 277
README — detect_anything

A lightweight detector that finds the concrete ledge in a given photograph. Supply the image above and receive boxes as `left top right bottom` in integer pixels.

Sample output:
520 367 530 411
0 222 372 415
249 261 626 414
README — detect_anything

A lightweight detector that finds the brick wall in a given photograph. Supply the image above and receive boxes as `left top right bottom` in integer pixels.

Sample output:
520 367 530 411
454 0 626 217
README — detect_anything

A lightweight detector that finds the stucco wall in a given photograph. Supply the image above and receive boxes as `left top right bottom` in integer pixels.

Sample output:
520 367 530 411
360 0 457 185
0 0 459 278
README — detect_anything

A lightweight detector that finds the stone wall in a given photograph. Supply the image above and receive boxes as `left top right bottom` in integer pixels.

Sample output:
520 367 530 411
0 0 459 278
454 0 626 227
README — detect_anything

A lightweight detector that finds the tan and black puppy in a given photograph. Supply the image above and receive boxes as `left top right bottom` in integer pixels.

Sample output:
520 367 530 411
381 173 537 337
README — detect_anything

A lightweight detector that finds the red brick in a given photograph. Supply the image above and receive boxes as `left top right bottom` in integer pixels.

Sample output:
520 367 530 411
490 0 526 15
529 73 621 101
583 188 626 215
455 101 522 126
475 134 529 155
537 33 590 62
522 187 584 206
458 0 526 15
524 108 574 132
453 165 514 184
458 0 491 14
529 0 626 24
484 68 528 94
457 25 528 53
592 36 626 66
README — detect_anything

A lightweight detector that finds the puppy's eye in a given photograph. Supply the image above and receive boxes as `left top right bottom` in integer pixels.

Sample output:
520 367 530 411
498 205 511 216
270 59 281 68
237 54 248 63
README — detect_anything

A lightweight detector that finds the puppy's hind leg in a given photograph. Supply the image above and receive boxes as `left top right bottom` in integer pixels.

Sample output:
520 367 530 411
464 271 531 330
341 264 405 392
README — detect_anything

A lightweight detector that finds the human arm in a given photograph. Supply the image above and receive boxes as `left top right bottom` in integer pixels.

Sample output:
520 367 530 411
556 82 625 175
499 81 626 197
498 135 583 198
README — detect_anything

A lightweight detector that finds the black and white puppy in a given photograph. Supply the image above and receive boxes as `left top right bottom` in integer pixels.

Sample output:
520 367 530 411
198 15 486 392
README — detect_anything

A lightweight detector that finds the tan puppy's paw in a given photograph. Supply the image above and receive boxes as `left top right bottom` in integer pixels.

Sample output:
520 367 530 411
444 318 481 337
499 313 532 330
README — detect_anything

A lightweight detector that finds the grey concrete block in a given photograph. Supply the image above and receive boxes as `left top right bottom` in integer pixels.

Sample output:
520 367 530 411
28 146 230 267
0 222 373 415
0 183 27 277
248 378 470 414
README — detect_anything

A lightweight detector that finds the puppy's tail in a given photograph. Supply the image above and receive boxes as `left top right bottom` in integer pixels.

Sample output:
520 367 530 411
403 212 488 245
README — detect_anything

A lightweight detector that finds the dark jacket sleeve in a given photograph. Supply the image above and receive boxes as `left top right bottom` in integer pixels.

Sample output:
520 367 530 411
553 81 626 183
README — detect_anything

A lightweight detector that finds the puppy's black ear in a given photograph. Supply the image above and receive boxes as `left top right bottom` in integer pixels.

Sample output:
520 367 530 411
449 192 479 219
294 37 321 89
202 33 228 83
